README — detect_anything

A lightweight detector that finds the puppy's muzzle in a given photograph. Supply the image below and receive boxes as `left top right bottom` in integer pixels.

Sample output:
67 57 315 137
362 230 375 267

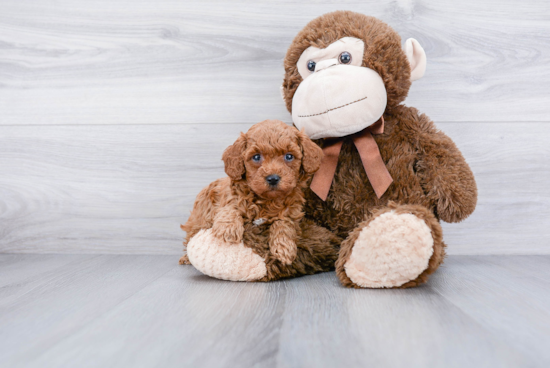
266 174 280 187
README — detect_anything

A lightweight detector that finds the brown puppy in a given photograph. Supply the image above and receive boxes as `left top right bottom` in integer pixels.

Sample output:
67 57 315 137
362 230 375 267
180 119 323 266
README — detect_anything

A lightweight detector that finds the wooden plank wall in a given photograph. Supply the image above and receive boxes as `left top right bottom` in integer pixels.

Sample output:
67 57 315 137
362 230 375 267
1 0 549 254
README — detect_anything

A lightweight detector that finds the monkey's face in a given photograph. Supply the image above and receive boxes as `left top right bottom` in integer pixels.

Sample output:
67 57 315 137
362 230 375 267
282 11 427 140
292 37 387 139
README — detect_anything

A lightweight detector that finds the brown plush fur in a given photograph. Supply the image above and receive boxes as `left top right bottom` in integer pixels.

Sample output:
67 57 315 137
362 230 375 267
180 119 325 266
281 11 478 287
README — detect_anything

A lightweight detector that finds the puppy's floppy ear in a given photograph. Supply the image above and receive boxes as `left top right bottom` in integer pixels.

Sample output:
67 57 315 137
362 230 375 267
222 133 247 180
298 129 323 174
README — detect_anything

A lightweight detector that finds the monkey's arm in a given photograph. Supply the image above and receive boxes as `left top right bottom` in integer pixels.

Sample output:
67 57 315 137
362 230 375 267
414 114 477 223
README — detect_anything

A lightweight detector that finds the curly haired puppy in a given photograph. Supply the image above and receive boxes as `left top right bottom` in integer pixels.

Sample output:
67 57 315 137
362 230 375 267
179 119 323 266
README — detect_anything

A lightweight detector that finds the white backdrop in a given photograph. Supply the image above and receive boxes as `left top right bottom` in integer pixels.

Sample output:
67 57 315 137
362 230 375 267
0 0 549 254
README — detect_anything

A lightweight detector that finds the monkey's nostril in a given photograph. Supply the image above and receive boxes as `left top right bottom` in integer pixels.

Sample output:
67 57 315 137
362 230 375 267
266 175 280 186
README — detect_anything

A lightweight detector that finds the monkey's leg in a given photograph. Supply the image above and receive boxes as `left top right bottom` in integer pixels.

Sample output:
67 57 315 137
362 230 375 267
186 220 340 282
335 203 446 288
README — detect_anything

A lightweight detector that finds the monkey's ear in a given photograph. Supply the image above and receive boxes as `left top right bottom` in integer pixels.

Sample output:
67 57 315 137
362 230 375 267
222 133 247 180
404 38 427 81
298 129 323 174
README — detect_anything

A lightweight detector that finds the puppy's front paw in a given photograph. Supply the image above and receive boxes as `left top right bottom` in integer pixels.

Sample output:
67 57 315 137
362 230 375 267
211 220 244 244
270 237 297 265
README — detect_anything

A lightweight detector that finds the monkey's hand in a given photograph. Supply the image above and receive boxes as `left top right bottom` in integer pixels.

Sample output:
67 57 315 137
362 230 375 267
211 206 244 244
269 220 298 265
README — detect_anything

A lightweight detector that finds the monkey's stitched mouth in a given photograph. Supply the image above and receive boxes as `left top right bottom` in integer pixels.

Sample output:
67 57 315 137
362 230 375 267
297 96 368 118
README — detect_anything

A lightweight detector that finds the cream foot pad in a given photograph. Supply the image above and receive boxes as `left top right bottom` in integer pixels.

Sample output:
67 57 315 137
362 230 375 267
187 229 267 282
344 211 434 288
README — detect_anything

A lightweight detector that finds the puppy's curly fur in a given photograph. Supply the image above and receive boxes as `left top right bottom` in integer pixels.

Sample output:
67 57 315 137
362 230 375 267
180 120 323 266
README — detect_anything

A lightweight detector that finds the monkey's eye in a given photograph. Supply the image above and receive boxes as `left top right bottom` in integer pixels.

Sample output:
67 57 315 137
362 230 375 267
252 154 262 162
339 51 352 64
307 60 316 72
284 153 294 162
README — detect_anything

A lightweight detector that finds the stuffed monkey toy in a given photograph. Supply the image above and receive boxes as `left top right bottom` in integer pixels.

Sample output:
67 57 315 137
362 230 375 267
183 11 477 288
281 11 477 288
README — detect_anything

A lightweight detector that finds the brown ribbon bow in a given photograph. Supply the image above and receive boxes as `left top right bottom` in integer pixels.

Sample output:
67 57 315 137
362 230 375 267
310 117 393 201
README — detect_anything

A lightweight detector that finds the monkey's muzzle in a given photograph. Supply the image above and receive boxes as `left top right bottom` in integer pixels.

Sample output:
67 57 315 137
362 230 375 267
292 64 387 140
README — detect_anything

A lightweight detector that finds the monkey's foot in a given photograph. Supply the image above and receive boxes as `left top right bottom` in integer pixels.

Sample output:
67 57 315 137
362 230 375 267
340 210 434 288
186 229 267 282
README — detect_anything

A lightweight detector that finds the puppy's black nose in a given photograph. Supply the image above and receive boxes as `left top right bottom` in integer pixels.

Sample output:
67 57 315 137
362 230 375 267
266 175 280 186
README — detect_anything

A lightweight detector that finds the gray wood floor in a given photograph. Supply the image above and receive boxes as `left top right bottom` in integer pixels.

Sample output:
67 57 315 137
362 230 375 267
1 254 549 368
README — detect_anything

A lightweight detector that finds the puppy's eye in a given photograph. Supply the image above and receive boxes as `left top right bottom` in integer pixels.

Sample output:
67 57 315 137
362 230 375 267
307 60 316 72
339 51 352 64
252 154 262 162
284 153 294 162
